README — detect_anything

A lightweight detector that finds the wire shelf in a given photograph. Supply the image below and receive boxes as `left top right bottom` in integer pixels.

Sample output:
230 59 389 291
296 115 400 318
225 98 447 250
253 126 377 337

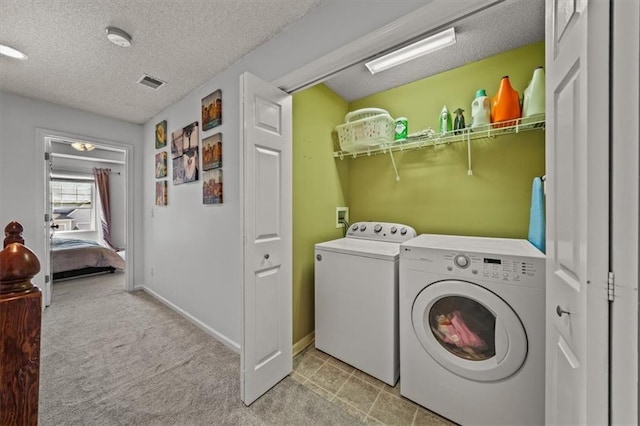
333 115 545 159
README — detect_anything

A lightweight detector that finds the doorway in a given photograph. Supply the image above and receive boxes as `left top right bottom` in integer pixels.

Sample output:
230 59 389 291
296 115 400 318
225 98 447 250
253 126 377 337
38 129 134 306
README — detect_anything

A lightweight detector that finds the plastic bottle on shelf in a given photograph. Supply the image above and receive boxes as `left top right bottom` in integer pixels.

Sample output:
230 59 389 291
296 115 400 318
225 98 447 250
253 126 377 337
453 108 465 135
492 76 521 128
394 117 408 143
470 89 491 130
522 66 545 119
438 105 452 136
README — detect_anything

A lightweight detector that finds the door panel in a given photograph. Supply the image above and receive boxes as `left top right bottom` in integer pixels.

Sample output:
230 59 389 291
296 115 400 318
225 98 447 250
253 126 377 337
254 267 281 367
241 72 292 406
255 147 281 240
545 0 609 424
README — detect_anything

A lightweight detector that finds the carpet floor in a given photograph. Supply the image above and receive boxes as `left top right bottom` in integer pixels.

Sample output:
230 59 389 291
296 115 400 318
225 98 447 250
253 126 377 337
39 273 360 425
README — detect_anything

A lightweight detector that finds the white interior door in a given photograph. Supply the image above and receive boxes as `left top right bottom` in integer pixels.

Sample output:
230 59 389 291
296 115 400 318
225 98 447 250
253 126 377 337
43 138 53 306
545 0 610 424
240 72 292 405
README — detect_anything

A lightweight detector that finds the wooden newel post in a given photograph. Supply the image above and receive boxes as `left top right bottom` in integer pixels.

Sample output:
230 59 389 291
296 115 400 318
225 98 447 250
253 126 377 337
0 221 42 426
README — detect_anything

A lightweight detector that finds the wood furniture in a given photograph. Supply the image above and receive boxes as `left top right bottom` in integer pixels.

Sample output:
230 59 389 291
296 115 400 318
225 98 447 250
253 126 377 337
0 221 41 426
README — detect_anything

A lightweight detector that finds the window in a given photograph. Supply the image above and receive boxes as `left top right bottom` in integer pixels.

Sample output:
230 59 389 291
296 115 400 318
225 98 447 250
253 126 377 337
51 179 96 232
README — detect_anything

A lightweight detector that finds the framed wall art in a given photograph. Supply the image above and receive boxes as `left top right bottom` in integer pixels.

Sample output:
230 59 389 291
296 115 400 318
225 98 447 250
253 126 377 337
202 132 222 170
172 121 199 185
203 169 223 205
202 89 222 131
155 151 167 178
155 120 167 149
155 181 168 206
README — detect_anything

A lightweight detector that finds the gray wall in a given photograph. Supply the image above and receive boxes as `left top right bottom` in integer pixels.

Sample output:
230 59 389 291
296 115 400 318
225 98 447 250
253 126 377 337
0 92 143 285
142 1 426 349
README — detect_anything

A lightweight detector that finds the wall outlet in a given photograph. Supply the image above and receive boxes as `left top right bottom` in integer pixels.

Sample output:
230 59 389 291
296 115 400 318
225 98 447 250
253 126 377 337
336 207 349 228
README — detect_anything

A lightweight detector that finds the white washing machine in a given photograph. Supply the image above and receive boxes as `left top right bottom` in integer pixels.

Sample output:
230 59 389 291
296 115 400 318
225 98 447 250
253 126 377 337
399 234 545 426
315 222 416 385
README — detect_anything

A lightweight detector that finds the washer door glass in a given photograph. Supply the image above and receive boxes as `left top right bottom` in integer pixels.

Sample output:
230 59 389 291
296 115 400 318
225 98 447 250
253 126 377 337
412 280 527 382
429 296 496 361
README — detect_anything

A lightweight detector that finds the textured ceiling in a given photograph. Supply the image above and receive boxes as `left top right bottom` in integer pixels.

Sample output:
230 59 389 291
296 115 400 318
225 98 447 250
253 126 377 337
0 0 544 125
0 0 324 124
324 0 545 102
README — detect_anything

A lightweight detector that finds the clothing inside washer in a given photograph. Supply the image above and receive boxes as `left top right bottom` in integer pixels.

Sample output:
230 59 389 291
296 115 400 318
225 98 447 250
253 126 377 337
428 296 496 361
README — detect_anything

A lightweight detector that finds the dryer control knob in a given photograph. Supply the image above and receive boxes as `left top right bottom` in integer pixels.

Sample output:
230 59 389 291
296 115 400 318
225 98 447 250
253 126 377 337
390 226 398 234
374 224 382 233
351 224 359 231
400 227 407 235
359 224 367 231
454 254 470 268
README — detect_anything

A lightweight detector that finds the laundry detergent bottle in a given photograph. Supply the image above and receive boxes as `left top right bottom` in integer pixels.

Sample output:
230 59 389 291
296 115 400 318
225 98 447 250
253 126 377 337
492 76 521 128
470 89 491 130
522 66 545 119
438 105 452 136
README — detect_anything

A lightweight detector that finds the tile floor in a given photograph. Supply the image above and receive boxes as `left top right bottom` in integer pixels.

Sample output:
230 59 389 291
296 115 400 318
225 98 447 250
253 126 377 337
292 346 454 425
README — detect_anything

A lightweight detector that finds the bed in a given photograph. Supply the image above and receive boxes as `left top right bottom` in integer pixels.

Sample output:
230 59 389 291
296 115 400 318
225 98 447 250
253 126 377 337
51 237 125 280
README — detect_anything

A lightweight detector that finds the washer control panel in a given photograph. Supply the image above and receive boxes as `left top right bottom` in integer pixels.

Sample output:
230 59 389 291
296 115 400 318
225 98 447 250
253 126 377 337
347 222 416 242
443 252 539 283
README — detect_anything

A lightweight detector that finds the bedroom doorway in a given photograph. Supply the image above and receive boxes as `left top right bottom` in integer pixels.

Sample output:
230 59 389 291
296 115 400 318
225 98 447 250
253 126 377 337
39 129 134 306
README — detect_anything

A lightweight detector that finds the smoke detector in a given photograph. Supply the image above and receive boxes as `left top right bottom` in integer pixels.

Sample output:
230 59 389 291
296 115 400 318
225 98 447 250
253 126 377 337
106 27 132 47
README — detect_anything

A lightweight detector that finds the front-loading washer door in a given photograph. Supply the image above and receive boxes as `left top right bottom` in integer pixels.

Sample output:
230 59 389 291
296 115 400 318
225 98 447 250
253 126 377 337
412 279 527 382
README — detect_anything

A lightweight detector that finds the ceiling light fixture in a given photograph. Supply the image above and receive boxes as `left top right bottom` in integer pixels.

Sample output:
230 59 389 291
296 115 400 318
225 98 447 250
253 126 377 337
365 27 456 75
0 43 28 60
106 27 132 47
71 142 95 152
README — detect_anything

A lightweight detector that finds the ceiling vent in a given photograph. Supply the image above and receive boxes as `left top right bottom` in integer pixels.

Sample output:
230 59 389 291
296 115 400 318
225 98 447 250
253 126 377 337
138 74 165 90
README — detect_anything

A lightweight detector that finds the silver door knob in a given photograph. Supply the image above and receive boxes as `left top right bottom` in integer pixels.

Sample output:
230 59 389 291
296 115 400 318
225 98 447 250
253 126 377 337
264 254 270 259
556 305 570 317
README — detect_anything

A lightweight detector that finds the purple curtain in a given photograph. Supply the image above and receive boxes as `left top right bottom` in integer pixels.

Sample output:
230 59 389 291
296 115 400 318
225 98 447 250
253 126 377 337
93 168 116 250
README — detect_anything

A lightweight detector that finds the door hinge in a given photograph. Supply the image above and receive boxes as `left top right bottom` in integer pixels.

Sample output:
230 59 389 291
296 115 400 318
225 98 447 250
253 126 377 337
607 272 615 302
44 213 50 222
45 275 50 284
44 152 50 161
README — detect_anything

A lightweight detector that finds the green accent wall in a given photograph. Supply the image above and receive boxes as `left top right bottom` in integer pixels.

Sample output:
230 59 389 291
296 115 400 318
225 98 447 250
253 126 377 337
291 42 545 346
347 41 545 237
292 84 349 344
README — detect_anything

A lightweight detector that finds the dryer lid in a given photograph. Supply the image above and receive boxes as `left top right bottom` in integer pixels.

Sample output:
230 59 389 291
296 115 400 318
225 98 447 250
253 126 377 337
402 234 544 258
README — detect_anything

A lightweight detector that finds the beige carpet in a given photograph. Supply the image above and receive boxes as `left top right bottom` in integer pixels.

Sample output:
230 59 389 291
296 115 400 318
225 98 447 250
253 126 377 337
39 273 359 425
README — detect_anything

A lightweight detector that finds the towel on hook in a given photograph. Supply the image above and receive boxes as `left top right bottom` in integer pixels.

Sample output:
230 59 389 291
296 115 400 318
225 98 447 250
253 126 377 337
528 177 545 253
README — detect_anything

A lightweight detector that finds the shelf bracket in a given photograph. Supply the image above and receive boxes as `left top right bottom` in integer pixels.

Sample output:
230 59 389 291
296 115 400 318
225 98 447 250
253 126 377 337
388 149 400 181
467 131 473 176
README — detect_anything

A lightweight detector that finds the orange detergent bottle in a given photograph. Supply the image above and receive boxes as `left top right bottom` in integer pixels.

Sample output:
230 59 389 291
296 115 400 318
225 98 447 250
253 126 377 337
491 76 521 128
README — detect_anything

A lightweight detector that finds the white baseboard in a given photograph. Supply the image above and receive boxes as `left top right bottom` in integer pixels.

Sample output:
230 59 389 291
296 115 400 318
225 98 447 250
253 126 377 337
140 285 240 353
292 331 315 356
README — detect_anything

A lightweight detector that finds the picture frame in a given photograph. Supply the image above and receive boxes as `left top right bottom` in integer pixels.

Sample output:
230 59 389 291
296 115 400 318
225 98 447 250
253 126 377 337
172 121 199 185
155 181 168 206
155 151 167 178
155 120 167 149
202 133 222 170
203 169 223 204
202 89 222 131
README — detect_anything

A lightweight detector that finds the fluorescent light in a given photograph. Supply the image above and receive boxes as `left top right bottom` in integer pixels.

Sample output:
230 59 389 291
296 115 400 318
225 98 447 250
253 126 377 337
71 143 95 152
0 43 28 60
365 27 456 75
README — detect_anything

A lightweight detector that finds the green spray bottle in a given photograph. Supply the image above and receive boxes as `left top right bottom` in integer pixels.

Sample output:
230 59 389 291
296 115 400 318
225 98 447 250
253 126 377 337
438 105 452 136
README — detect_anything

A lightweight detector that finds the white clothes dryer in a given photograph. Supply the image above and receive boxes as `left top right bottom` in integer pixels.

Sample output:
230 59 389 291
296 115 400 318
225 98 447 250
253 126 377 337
399 234 545 426
315 222 416 385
